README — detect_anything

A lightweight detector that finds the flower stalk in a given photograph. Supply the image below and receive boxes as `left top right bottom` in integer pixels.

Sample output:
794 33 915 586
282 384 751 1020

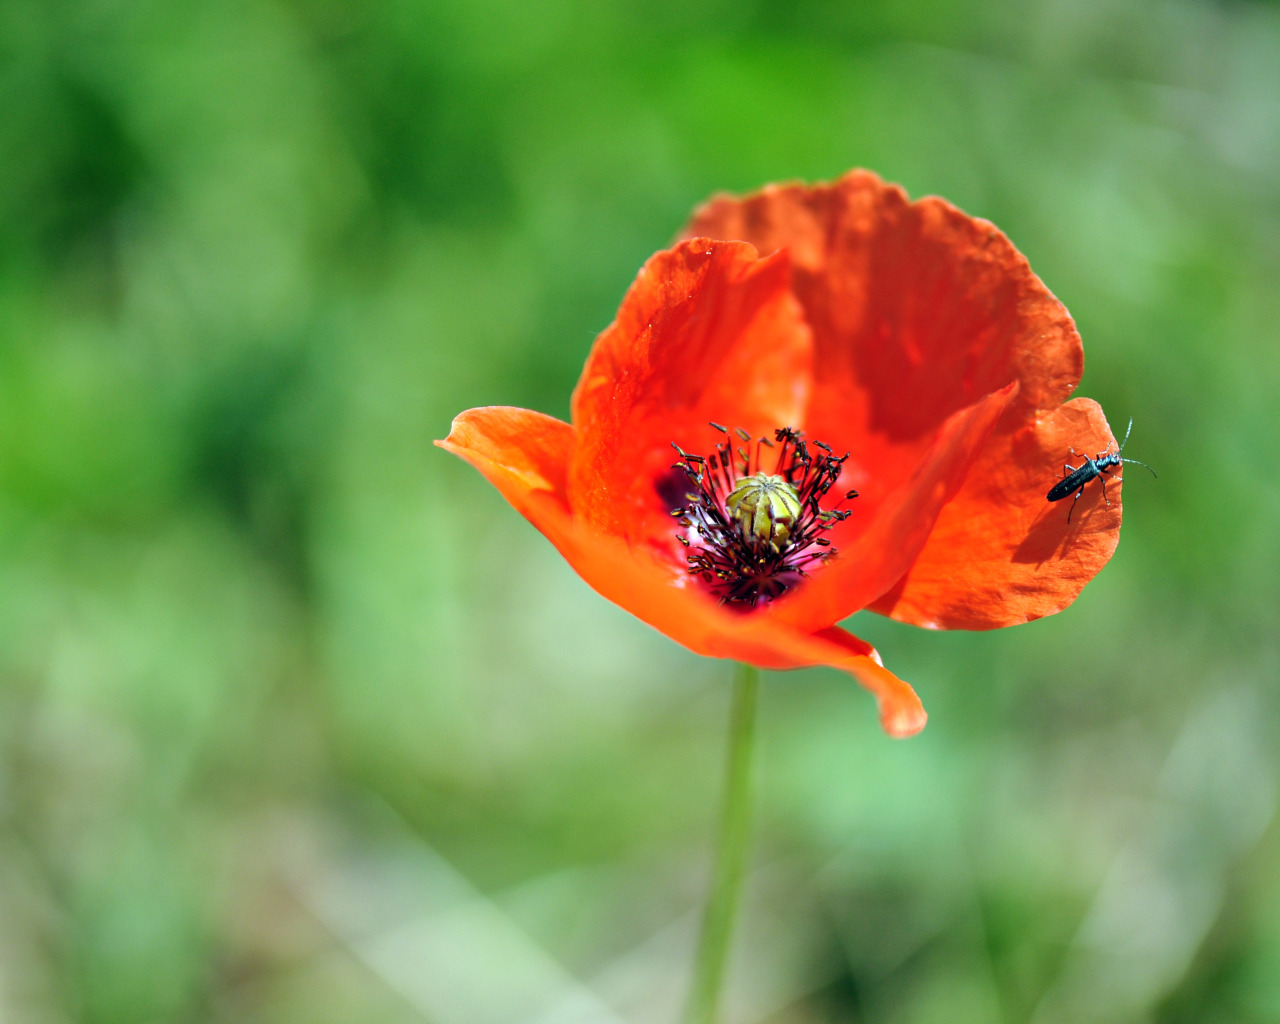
683 662 760 1024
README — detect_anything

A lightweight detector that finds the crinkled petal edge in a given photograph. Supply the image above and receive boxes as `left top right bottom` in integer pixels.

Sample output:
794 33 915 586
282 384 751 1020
438 406 927 737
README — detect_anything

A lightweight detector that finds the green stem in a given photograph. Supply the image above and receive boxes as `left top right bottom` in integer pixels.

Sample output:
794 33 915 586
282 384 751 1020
683 662 760 1024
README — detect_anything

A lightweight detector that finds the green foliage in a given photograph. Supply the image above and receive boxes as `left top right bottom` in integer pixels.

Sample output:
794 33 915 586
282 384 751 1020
1 0 1278 1020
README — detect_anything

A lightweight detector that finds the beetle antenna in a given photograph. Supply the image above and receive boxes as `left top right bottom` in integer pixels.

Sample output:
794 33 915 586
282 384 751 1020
1117 417 1134 453
1120 458 1158 478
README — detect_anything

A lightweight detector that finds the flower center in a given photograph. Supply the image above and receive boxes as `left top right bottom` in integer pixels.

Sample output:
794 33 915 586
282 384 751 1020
669 424 857 607
726 472 801 550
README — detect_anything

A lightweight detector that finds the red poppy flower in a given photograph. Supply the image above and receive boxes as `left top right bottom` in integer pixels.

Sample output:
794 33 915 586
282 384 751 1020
438 170 1122 738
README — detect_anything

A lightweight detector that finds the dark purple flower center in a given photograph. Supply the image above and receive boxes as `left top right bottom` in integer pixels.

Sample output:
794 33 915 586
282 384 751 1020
669 424 857 607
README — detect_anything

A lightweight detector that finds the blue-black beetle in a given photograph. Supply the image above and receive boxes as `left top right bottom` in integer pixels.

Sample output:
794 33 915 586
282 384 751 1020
1046 418 1156 522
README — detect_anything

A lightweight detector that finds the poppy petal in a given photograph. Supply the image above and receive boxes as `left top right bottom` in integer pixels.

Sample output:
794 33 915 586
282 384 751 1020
768 380 1018 629
869 397 1123 628
807 627 928 738
684 170 1109 631
680 617 924 738
439 407 926 736
436 406 575 512
684 170 1081 448
569 238 813 547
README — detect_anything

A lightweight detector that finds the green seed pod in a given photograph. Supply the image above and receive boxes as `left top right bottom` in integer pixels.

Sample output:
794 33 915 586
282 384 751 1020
725 472 802 549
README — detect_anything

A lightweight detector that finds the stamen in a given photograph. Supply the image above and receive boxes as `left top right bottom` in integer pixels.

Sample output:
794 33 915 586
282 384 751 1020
670 424 856 607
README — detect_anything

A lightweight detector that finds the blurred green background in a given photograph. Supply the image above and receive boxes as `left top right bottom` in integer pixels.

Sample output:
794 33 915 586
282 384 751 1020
2 0 1279 1021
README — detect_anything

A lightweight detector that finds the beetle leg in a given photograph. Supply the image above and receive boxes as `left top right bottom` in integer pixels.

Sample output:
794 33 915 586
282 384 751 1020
1067 486 1085 523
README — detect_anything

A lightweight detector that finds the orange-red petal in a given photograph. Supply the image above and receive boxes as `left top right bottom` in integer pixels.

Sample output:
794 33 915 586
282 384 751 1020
569 239 812 547
870 398 1122 628
435 405 575 519
438 406 926 737
684 170 1113 629
767 381 1017 629
684 170 1081 443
